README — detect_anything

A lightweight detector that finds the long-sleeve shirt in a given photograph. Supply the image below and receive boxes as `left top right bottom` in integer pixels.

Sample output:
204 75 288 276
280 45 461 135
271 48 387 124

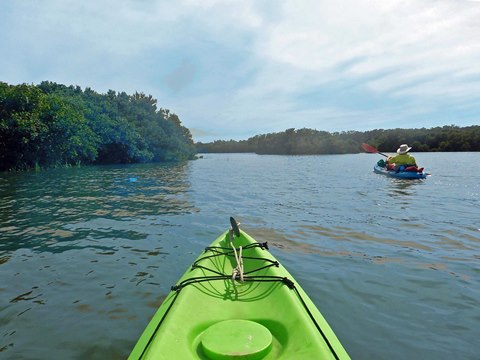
387 153 417 166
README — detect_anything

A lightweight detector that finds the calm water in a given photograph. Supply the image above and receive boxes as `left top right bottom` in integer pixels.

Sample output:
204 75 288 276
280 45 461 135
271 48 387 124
1 153 479 359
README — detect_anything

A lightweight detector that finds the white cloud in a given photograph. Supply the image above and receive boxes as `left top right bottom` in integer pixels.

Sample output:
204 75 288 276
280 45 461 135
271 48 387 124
1 0 479 141
257 0 480 99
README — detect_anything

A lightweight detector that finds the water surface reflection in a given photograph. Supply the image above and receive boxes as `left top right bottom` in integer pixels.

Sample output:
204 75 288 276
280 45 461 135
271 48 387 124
0 163 195 255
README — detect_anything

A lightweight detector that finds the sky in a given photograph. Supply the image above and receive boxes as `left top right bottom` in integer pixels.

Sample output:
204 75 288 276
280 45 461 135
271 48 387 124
1 0 479 142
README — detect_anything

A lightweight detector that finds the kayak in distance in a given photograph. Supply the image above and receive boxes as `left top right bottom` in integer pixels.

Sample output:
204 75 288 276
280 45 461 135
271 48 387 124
373 163 427 180
361 143 428 180
128 217 351 360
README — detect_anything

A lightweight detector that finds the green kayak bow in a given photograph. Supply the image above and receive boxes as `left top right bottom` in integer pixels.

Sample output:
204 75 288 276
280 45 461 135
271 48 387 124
129 218 350 360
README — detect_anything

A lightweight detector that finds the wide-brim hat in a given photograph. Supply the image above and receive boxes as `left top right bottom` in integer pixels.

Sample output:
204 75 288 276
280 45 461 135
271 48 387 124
397 144 412 154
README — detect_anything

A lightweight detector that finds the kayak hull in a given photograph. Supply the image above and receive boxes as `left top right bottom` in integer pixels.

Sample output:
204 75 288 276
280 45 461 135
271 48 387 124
129 228 350 360
373 164 427 179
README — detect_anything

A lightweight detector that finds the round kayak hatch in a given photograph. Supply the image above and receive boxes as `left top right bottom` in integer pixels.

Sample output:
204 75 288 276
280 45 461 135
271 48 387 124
201 319 273 360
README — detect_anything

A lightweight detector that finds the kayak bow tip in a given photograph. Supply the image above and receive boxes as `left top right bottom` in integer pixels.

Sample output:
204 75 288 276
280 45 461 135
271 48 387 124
230 217 241 237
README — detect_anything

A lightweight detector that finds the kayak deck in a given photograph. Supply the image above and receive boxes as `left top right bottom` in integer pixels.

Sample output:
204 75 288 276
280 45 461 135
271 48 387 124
373 164 427 179
129 223 350 359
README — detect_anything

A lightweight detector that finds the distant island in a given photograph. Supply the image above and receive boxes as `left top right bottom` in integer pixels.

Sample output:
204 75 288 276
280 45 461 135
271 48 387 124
196 126 480 155
0 81 196 171
2 81 479 172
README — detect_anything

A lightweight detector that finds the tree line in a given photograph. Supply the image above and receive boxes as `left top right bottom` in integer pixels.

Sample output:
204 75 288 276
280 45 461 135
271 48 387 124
196 126 480 155
0 81 196 171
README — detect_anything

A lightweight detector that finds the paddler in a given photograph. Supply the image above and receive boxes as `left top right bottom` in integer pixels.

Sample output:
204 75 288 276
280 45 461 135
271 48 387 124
386 144 418 171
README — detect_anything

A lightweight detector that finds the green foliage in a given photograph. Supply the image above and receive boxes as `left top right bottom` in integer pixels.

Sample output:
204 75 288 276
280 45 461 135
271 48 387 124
0 81 196 171
196 126 480 155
